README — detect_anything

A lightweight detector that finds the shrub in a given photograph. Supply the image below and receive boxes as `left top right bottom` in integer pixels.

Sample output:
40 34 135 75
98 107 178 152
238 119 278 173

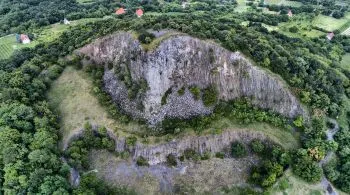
166 154 177 166
184 148 200 161
231 141 247 158
126 136 137 146
289 26 298 33
161 88 172 105
202 85 218 106
177 86 185 96
189 86 201 100
250 139 265 154
201 152 211 160
136 156 149 166
215 152 225 159
138 31 155 44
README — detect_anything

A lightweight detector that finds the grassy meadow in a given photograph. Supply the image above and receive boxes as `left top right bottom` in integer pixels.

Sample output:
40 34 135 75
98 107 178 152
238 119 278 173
264 0 302 7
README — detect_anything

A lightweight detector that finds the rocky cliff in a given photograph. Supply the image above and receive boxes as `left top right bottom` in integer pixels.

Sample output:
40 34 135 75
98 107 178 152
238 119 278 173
112 130 272 165
78 32 305 124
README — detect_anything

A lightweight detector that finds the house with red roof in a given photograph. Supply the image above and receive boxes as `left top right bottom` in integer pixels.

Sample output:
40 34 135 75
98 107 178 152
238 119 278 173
327 32 334 40
116 8 126 15
136 9 143 17
20 34 31 44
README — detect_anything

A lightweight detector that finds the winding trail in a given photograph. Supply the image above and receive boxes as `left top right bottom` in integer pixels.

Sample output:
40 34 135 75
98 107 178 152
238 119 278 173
319 118 339 195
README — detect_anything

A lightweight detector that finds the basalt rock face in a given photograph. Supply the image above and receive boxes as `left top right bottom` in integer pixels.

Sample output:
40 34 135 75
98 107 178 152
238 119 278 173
112 130 271 165
79 32 305 124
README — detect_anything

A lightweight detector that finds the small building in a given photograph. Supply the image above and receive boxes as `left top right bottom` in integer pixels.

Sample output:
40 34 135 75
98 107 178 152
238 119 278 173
20 34 31 44
64 18 70 25
287 10 293 17
116 8 126 15
327 32 335 40
136 8 144 17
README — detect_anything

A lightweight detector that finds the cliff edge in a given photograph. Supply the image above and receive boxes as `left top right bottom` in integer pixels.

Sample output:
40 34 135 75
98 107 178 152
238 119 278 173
78 32 306 124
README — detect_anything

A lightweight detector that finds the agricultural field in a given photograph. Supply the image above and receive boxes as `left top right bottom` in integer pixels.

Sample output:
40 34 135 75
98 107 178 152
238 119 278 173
0 34 35 60
0 18 101 60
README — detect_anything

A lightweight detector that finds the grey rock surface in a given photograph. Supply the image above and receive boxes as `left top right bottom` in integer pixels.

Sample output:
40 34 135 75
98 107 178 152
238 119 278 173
79 32 306 124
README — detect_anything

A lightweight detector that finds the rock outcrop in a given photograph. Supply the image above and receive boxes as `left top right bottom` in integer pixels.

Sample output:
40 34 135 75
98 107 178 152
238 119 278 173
112 130 273 165
79 32 305 124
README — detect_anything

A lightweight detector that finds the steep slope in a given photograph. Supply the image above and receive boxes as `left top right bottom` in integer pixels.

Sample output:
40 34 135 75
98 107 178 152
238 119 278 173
79 32 305 124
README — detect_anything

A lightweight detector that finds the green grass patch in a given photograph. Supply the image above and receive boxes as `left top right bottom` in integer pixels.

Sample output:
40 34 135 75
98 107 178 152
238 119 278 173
341 53 350 70
264 0 302 7
313 15 349 32
47 66 140 148
77 0 96 4
277 14 326 38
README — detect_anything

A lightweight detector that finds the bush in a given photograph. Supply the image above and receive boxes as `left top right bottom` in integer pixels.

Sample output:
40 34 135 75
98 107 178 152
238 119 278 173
189 86 201 100
166 154 177 166
289 26 298 33
184 148 200 161
201 152 211 160
161 88 172 105
178 86 186 96
250 139 265 154
138 31 155 44
202 85 218 106
231 141 247 158
215 152 225 159
126 136 137 146
136 156 149 166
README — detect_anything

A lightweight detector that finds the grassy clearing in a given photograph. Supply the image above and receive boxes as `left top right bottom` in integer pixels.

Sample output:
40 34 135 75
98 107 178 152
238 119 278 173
0 18 100 60
271 169 325 195
47 66 140 148
264 0 302 7
271 169 349 195
341 53 350 70
234 0 252 13
277 14 326 38
77 0 96 4
198 118 300 149
313 14 349 32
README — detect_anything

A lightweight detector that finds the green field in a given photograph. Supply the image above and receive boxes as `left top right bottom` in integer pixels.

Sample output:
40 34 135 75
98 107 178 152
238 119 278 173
313 13 350 32
0 34 35 60
264 0 302 7
341 53 350 70
235 0 253 13
276 14 326 38
77 0 96 4
0 18 100 60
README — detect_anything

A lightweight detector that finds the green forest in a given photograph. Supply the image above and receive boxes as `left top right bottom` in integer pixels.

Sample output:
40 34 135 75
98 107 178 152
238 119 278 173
0 0 350 194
